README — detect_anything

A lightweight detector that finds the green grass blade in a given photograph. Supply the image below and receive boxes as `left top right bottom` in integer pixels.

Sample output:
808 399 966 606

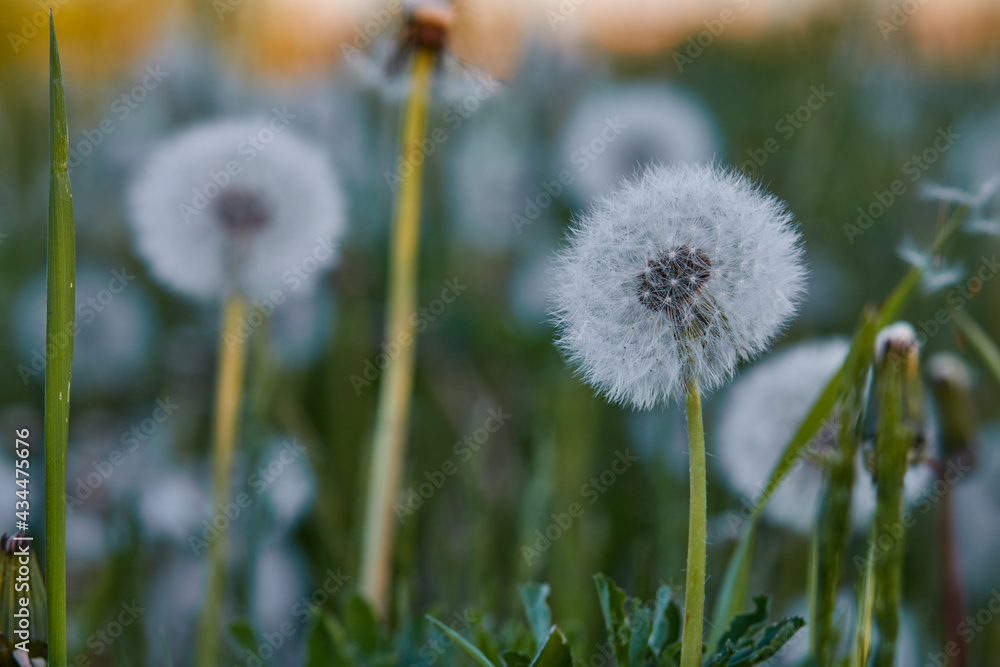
710 309 878 649
45 13 76 667
952 308 1000 388
425 615 498 667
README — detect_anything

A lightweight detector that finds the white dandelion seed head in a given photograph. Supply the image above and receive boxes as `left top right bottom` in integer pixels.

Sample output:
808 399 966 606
558 83 720 205
927 351 974 390
551 163 807 409
875 320 919 365
128 119 346 303
716 339 933 535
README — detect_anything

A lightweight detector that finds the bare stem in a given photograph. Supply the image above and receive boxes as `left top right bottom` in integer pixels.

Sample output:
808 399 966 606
359 48 435 619
197 294 249 667
680 379 707 667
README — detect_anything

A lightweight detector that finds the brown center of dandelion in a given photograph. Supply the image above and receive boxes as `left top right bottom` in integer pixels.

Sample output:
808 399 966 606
637 245 712 318
213 188 272 237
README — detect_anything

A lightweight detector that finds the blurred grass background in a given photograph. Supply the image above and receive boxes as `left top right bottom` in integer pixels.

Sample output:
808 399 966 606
1 0 1000 664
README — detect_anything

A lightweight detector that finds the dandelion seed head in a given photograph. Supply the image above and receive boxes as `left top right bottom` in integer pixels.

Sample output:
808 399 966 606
928 351 973 391
551 163 806 409
716 339 931 535
558 84 720 204
127 119 345 302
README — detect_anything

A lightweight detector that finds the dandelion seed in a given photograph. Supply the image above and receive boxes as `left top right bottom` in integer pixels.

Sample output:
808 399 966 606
551 163 806 409
127 119 345 302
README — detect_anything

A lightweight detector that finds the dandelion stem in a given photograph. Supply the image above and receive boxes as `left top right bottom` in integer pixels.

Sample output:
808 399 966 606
871 356 909 667
681 378 707 667
812 401 861 666
360 47 435 619
197 294 249 667
45 13 75 667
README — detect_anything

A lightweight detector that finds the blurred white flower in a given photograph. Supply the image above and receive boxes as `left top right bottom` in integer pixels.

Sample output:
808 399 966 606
139 468 208 543
253 540 309 633
558 83 720 205
128 119 345 302
551 163 806 409
716 339 932 535
954 425 1000 598
12 265 157 394
449 113 534 251
259 439 316 529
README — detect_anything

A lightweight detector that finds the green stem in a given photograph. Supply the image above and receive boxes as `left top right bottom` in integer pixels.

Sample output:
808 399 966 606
680 379 707 667
812 403 858 666
872 358 909 667
45 14 75 667
359 48 435 619
197 295 249 667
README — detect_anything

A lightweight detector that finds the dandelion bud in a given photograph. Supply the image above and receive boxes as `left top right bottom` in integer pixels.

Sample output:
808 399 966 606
927 352 979 466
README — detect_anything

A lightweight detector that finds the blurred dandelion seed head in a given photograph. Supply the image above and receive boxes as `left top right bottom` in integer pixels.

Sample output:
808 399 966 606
559 84 720 204
551 163 806 409
127 119 346 302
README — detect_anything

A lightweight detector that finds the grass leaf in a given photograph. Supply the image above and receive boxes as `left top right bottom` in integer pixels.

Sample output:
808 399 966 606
44 14 76 667
425 614 498 667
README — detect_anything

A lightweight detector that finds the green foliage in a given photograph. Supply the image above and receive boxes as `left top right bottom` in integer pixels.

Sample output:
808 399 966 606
429 574 803 667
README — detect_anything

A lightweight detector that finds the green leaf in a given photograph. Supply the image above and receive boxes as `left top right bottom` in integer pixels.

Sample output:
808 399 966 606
649 584 682 655
425 615 498 667
345 595 379 655
749 616 805 663
628 603 653 666
305 613 350 667
593 574 630 665
45 14 76 667
713 597 769 654
501 650 533 667
529 628 573 667
518 583 553 650
228 622 270 666
952 308 1000 388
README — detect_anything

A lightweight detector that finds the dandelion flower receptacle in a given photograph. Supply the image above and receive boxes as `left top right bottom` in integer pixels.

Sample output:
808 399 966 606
551 163 806 666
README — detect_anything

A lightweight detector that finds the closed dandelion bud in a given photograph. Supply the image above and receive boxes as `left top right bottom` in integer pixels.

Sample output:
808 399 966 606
927 352 979 467
874 322 926 459
551 163 807 409
0 533 47 666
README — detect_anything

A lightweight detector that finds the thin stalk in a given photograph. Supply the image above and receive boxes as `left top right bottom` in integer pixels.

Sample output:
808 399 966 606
871 359 908 667
45 14 75 667
713 192 969 639
359 48 435 619
197 295 249 667
812 403 860 666
939 478 966 667
680 379 707 667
